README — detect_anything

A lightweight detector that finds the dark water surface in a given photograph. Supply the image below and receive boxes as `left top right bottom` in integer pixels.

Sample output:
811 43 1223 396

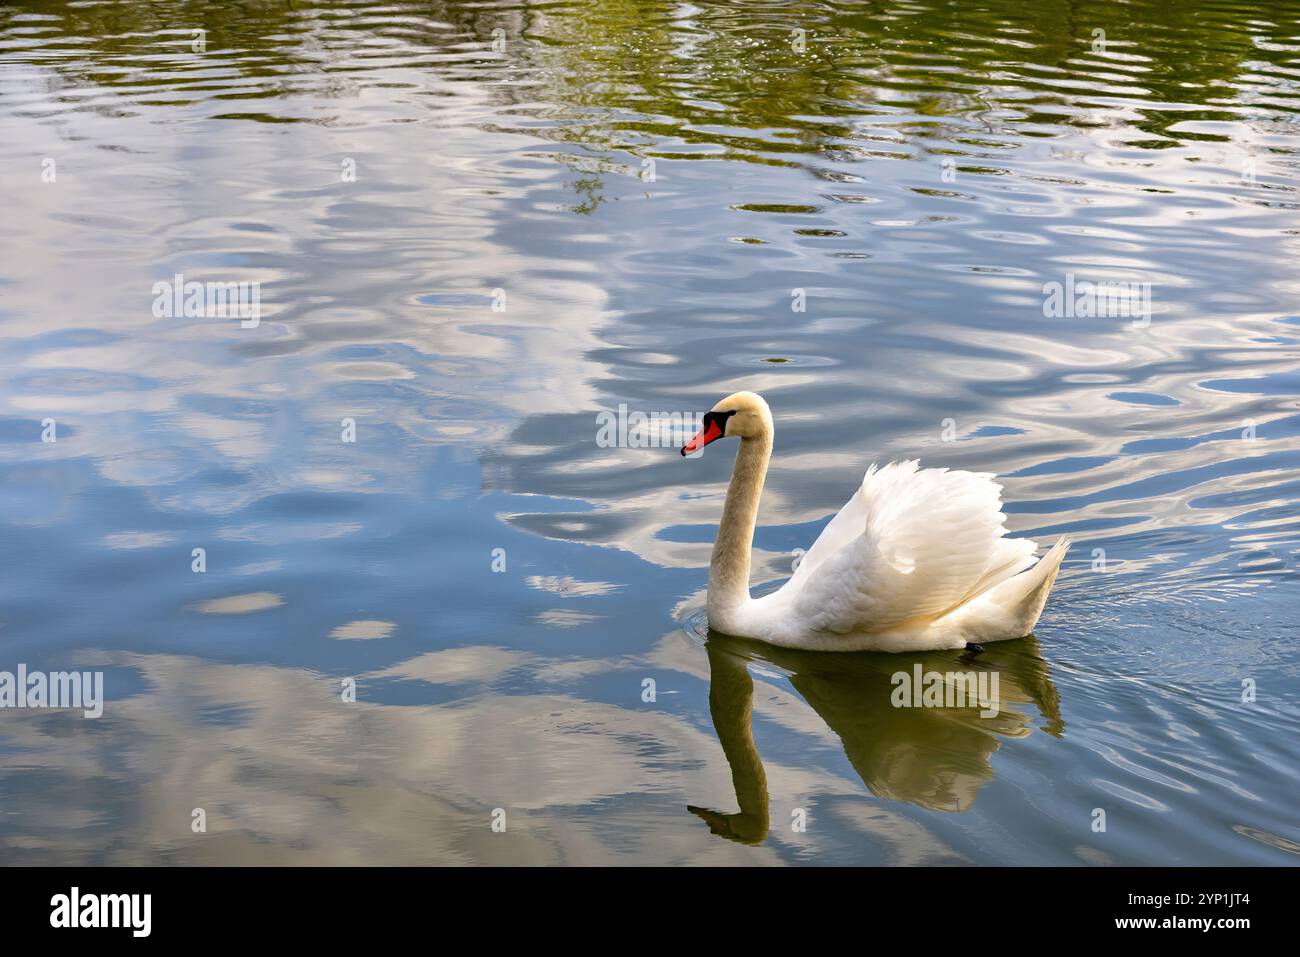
1 0 1298 864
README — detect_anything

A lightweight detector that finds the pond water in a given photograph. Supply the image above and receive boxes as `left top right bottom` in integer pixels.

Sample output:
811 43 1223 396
1 0 1298 864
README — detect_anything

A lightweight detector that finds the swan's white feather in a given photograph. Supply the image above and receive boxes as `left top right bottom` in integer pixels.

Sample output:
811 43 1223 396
784 461 1037 635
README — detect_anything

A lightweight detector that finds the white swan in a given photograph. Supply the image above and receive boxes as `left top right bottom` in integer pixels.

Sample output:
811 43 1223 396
681 391 1070 653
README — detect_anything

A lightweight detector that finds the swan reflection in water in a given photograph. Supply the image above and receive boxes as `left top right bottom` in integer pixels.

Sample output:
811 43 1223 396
688 632 1064 844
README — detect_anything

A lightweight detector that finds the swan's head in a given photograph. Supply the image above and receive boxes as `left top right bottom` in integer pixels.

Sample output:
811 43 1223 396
681 391 772 456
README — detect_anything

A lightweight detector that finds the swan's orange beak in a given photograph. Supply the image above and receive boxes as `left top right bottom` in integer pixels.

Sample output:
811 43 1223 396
682 417 724 457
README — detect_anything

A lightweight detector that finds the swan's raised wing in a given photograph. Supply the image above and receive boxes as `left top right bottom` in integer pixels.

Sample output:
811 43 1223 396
789 461 1036 633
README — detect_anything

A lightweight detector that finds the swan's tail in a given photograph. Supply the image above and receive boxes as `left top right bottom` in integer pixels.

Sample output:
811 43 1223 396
993 536 1070 636
956 537 1071 641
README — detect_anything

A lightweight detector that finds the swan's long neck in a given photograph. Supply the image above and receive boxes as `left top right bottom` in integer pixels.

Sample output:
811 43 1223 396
707 427 772 626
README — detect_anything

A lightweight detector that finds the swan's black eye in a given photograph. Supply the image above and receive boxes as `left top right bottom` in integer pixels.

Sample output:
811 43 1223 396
703 410 737 433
